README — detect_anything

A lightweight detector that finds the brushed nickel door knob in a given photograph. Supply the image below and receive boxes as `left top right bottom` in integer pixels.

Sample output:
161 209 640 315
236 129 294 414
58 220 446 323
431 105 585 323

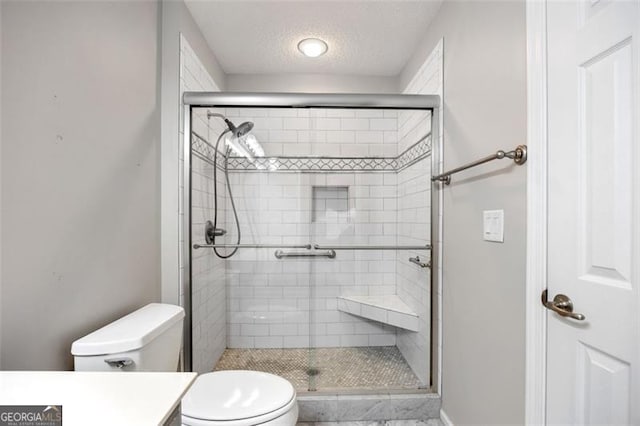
541 289 585 321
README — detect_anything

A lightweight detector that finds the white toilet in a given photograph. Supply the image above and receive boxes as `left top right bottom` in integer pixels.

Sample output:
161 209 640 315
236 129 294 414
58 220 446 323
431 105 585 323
71 303 298 426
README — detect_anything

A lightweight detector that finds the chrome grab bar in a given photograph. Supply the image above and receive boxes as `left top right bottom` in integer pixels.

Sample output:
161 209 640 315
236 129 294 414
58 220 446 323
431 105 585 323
409 256 430 268
274 250 336 259
194 243 312 250
432 145 527 185
313 244 431 251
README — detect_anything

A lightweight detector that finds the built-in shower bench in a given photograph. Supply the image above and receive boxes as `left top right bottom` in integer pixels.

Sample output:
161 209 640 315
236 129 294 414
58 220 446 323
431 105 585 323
336 295 419 332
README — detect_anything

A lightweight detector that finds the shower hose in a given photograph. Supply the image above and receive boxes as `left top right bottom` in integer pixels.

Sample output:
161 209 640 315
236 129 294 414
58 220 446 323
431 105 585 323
211 129 241 259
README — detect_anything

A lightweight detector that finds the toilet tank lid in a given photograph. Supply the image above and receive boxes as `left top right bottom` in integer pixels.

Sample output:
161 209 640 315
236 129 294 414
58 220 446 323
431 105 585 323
71 303 185 356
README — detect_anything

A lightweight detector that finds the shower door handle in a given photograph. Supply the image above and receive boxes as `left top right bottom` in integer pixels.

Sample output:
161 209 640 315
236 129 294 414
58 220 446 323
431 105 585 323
541 289 585 321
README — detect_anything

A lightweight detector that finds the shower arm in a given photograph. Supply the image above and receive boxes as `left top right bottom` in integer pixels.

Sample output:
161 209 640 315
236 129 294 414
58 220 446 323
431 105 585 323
207 112 225 119
207 111 235 130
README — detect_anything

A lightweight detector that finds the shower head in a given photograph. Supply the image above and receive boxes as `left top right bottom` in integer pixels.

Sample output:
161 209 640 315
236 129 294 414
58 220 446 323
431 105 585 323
227 120 254 139
207 111 253 138
207 111 264 159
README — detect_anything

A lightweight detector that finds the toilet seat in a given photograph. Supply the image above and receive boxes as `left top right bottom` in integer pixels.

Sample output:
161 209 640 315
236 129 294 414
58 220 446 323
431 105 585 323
181 370 297 426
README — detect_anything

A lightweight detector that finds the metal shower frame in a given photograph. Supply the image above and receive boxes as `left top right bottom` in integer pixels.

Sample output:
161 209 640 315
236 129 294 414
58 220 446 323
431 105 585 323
182 92 442 389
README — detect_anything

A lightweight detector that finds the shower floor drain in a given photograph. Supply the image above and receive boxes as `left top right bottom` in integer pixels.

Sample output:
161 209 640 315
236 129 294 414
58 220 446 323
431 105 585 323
306 368 320 377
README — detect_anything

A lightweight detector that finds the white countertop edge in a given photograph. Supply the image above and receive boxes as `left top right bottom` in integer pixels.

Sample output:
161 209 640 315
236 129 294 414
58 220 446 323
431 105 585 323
0 371 198 426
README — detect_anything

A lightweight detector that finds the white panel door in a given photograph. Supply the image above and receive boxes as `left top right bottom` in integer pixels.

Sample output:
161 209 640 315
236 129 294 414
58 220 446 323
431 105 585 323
546 0 640 424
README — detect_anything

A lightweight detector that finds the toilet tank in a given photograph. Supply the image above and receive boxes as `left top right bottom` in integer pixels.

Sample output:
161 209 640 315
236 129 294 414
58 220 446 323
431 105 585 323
71 303 184 372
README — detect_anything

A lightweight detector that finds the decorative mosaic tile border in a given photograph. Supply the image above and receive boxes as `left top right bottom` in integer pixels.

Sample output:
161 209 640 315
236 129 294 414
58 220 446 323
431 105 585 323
192 133 431 173
191 132 227 170
395 134 432 172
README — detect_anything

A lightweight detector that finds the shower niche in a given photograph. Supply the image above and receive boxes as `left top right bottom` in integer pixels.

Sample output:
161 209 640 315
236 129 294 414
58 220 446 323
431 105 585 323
311 186 350 223
185 93 439 395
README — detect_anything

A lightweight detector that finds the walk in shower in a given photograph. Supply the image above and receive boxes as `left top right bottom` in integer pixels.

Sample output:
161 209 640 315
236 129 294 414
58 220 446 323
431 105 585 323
183 93 440 396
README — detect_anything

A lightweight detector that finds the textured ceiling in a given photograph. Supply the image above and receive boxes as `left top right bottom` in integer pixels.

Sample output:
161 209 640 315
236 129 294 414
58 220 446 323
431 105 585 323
184 0 443 77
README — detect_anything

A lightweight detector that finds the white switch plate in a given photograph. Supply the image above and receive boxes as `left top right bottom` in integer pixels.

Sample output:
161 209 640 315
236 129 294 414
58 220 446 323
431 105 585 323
483 210 504 242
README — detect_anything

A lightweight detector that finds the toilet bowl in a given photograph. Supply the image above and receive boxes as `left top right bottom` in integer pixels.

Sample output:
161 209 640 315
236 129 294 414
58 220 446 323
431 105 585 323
181 371 298 426
71 304 298 426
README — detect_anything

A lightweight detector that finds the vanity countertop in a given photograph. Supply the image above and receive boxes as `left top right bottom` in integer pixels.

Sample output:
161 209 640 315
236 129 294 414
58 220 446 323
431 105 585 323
0 371 197 426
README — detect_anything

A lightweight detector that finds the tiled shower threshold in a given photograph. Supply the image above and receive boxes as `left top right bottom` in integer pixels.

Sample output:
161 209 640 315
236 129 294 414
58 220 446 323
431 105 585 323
296 392 441 422
213 347 441 422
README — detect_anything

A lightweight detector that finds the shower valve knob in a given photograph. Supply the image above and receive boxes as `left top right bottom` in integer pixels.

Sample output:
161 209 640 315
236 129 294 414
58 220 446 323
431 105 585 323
205 220 226 244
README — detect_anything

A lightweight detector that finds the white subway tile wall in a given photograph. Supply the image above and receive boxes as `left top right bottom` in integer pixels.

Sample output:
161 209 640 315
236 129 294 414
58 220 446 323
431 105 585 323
179 35 227 373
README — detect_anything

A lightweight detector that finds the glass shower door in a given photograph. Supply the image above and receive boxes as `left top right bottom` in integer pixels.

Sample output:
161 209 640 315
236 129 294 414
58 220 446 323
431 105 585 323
189 106 314 389
306 107 434 392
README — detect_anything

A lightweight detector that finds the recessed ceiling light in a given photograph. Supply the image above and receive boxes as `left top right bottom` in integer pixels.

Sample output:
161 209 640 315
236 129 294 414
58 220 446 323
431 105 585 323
297 38 328 58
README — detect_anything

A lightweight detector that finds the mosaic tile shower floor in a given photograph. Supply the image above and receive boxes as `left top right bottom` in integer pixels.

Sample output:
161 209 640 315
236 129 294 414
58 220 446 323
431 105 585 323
213 346 423 392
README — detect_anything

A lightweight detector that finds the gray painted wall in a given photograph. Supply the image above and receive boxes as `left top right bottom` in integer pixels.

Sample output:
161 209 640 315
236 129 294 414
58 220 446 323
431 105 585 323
401 1 527 424
1 1 161 370
160 0 226 305
226 73 397 93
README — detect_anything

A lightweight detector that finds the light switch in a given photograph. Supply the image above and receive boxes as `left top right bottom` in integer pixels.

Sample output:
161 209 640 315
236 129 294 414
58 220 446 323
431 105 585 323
483 210 504 242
